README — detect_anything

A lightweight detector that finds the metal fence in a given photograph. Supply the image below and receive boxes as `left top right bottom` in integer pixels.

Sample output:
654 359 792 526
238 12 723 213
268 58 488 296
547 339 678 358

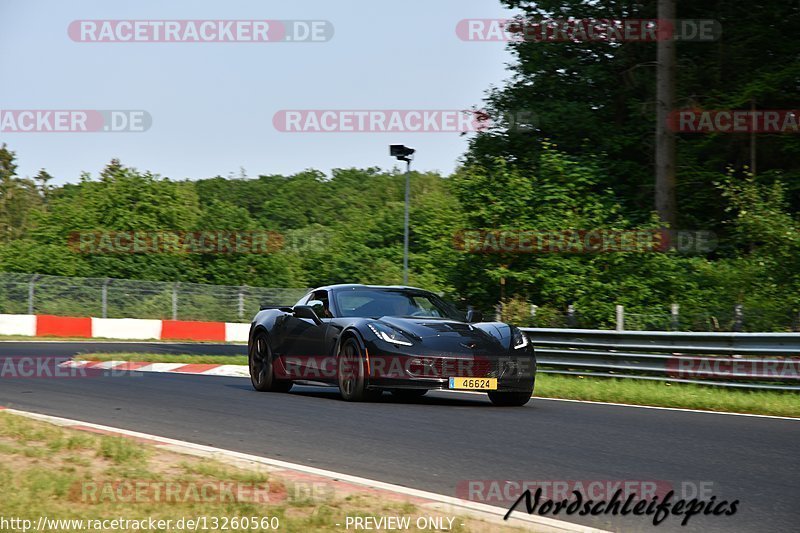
509 303 800 332
0 272 309 322
524 328 800 391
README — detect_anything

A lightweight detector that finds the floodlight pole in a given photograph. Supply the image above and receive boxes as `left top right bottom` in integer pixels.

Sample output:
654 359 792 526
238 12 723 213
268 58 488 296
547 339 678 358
390 144 415 286
403 158 411 285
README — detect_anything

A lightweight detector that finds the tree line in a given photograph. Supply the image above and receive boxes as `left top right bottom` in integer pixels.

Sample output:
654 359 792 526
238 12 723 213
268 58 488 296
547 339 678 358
0 141 797 330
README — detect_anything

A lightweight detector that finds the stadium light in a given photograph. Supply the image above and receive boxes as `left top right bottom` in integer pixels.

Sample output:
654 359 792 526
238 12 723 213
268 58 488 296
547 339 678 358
390 145 415 285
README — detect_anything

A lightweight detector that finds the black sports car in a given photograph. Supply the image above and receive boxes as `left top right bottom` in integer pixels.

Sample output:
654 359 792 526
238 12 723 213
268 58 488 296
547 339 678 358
247 284 536 406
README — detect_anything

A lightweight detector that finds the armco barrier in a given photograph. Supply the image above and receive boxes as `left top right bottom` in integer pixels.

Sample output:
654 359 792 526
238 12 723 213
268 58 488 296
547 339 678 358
0 313 249 342
36 315 93 338
524 328 800 391
0 314 36 336
161 319 226 342
91 317 163 340
225 322 250 343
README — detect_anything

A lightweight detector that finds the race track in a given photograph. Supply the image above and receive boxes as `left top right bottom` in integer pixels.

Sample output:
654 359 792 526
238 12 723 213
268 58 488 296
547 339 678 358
0 342 796 532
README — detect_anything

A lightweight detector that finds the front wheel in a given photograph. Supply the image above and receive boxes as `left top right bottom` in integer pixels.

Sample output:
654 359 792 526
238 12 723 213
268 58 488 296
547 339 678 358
337 337 381 401
249 331 292 393
488 390 532 407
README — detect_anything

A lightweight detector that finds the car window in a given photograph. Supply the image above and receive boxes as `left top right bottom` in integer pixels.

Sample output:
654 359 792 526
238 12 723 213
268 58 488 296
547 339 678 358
409 296 444 317
312 290 333 318
337 294 373 314
294 292 313 307
334 289 462 320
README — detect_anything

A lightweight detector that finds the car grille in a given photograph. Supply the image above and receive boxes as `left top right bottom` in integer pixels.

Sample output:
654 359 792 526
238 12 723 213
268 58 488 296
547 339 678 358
407 356 495 378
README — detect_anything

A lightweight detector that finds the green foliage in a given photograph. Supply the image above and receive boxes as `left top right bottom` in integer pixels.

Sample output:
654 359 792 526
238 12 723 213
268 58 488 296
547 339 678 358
0 144 45 242
471 0 800 230
0 141 798 330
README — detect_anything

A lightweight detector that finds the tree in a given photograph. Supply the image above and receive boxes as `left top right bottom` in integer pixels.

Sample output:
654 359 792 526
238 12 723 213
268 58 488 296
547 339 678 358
655 0 676 229
0 144 43 241
467 0 800 234
34 169 54 204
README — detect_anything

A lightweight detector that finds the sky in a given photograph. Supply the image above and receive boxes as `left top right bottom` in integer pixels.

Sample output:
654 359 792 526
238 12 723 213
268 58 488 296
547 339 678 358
0 0 518 185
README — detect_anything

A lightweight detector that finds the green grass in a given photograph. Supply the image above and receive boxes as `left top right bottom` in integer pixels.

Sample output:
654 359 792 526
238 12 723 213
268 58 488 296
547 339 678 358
0 412 509 532
76 353 800 417
76 352 248 365
97 437 148 465
536 373 800 418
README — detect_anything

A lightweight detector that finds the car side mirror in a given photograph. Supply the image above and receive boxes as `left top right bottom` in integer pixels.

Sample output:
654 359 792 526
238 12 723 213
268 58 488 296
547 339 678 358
293 305 323 326
466 309 483 323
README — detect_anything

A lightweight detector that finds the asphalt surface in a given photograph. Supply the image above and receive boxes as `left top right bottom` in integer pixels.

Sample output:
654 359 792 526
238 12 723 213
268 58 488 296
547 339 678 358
0 340 243 359
0 342 797 532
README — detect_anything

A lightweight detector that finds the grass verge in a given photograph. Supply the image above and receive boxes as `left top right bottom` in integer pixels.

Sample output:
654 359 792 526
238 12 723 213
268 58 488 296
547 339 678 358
535 374 799 418
76 353 800 418
0 412 517 532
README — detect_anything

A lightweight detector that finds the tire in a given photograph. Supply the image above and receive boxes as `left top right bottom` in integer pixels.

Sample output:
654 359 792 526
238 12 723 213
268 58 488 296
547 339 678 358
488 390 532 407
249 331 292 393
337 337 381 401
390 388 428 400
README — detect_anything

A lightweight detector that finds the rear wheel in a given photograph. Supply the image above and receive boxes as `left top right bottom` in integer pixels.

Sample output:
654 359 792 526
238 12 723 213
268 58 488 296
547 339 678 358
249 331 292 393
488 390 532 407
337 337 381 401
390 388 428 400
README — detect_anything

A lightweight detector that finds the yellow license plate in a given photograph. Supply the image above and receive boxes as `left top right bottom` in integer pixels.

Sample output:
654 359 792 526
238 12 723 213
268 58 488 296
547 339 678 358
449 377 497 390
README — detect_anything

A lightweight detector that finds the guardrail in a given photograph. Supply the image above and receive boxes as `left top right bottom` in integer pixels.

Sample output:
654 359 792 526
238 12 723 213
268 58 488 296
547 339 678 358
522 328 800 391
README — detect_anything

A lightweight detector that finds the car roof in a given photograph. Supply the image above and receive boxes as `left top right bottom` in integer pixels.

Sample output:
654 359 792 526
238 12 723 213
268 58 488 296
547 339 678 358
315 284 430 293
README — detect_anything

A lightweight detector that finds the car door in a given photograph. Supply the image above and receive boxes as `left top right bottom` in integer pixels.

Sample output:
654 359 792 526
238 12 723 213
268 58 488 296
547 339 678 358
282 290 331 380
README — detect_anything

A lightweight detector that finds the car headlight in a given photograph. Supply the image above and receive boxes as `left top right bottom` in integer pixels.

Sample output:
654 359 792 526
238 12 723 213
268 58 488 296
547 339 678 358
512 328 529 350
368 322 414 346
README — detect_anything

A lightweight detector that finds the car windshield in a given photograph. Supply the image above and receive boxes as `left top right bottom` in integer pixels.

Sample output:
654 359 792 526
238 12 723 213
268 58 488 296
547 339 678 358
334 289 465 320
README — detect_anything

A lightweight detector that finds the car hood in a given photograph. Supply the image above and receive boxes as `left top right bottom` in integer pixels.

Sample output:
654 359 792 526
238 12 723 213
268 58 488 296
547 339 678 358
377 317 505 346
